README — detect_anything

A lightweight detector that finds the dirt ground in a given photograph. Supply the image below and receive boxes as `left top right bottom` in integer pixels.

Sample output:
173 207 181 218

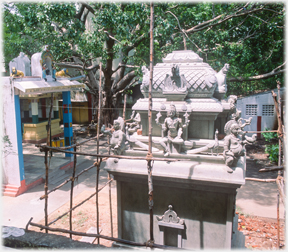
30 189 118 248
30 139 285 250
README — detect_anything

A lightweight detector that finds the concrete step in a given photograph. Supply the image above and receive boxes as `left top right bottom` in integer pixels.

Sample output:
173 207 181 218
48 172 70 185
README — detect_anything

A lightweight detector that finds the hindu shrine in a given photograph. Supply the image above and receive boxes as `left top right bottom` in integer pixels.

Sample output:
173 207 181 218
104 50 256 249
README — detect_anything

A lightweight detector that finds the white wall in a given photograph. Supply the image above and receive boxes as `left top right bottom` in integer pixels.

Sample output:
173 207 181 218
236 89 284 136
2 77 21 186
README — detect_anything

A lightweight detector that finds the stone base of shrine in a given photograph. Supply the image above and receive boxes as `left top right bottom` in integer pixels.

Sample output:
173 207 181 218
105 155 246 249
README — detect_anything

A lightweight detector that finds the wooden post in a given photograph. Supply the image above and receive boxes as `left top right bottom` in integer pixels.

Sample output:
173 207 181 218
44 149 49 233
123 93 127 120
69 139 77 238
277 82 282 249
44 93 54 233
107 135 113 237
147 2 154 244
96 62 102 244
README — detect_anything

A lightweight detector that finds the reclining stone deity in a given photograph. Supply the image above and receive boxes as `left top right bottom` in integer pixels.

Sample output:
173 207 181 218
156 103 188 156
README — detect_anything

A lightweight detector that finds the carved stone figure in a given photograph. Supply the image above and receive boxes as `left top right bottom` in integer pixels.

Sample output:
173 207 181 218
42 64 47 81
52 64 57 81
102 117 126 155
140 66 150 98
10 67 24 77
214 63 229 100
163 64 188 91
223 120 256 171
9 52 31 76
126 111 141 135
56 68 69 78
156 103 188 156
156 205 184 225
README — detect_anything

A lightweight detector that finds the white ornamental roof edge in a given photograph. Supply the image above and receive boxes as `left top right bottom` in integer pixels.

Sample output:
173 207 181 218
13 78 85 94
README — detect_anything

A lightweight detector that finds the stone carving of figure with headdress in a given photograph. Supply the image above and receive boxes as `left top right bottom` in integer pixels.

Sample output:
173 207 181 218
157 103 188 156
101 117 126 155
223 118 256 172
164 64 188 91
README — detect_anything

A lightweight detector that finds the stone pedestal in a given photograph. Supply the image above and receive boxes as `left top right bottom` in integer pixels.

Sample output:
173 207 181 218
105 153 246 249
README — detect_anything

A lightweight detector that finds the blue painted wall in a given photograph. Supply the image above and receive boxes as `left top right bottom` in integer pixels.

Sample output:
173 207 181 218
14 95 25 181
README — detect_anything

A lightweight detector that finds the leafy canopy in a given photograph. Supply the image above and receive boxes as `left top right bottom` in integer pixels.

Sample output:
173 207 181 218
3 2 285 99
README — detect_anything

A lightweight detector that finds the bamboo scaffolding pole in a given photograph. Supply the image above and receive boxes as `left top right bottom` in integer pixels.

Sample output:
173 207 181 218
245 177 276 182
123 93 127 120
44 150 49 233
43 93 54 233
95 160 101 244
277 190 280 248
259 166 284 172
95 62 102 244
276 176 285 206
147 2 154 244
35 145 187 162
35 134 104 151
39 164 97 200
69 140 77 238
277 83 282 249
46 179 113 226
244 130 279 133
107 135 113 238
27 220 176 250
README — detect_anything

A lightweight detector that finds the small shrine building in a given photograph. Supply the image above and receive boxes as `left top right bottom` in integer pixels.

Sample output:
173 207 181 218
3 48 85 196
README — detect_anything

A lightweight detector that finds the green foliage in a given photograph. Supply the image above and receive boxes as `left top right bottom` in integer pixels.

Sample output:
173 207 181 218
3 3 84 68
262 128 279 163
3 2 285 122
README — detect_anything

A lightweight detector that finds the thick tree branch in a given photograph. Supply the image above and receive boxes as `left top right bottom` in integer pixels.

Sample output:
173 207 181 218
228 63 285 82
56 62 100 72
75 4 85 20
124 32 148 54
185 6 267 34
104 30 121 43
81 3 95 15
112 79 140 98
112 70 136 93
112 64 139 74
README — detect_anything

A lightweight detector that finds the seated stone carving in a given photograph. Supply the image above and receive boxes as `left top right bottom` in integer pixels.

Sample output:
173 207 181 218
126 111 141 135
156 104 188 156
10 67 24 77
102 117 126 155
223 119 256 171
